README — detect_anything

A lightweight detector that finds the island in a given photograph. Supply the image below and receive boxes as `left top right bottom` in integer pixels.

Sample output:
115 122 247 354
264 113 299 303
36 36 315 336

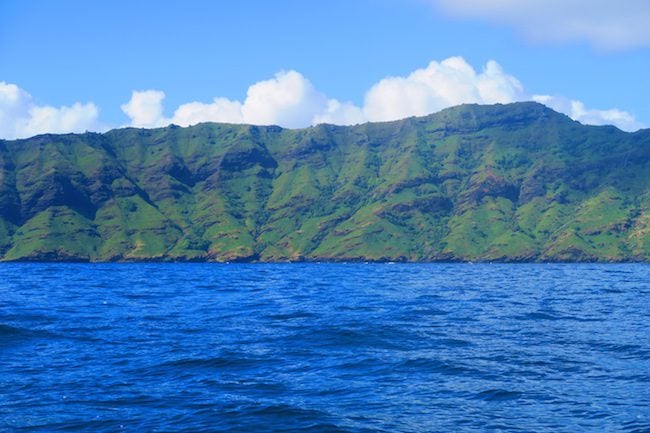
0 102 648 262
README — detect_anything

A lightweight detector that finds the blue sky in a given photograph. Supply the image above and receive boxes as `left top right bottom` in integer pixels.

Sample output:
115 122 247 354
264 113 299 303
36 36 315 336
1 0 649 138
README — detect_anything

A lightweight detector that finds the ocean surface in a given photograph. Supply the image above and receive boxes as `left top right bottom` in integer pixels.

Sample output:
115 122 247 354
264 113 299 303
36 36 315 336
1 263 649 433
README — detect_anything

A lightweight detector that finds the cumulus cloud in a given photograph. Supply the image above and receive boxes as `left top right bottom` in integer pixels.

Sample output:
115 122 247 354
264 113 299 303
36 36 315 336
114 57 642 133
241 70 328 128
2 59 641 140
0 81 100 139
172 98 244 126
121 71 357 129
533 95 644 131
363 57 524 121
432 0 650 50
313 99 366 125
120 90 167 128
121 59 525 128
3 58 643 140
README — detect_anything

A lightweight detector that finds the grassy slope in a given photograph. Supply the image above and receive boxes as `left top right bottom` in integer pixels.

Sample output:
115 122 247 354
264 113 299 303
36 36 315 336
0 102 648 262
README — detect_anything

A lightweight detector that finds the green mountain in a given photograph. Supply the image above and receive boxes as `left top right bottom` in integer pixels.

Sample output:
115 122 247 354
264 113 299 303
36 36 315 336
0 102 648 262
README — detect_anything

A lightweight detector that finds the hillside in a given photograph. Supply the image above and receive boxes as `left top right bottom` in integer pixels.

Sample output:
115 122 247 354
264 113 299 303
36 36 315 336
0 102 648 262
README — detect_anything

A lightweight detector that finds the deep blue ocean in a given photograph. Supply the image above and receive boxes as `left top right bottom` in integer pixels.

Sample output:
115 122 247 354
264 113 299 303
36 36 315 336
1 263 649 432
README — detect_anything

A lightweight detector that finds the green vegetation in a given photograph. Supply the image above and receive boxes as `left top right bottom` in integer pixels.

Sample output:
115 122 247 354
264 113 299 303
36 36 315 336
0 102 648 262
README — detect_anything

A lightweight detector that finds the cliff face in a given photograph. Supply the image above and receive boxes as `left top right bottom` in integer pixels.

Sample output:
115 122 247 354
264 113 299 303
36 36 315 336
0 102 648 262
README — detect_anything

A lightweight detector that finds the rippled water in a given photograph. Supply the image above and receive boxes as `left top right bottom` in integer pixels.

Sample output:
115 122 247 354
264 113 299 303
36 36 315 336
1 263 649 432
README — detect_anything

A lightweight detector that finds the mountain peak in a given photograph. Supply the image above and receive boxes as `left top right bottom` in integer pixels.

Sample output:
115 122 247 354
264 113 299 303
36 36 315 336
418 101 572 130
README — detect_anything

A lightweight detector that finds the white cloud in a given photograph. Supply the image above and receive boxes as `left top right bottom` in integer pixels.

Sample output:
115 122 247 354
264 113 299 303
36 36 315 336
121 71 362 129
433 0 650 50
0 81 100 139
114 57 643 133
533 94 644 131
241 70 328 128
121 59 525 129
313 99 366 125
363 57 524 121
172 98 243 126
2 60 642 140
120 90 166 128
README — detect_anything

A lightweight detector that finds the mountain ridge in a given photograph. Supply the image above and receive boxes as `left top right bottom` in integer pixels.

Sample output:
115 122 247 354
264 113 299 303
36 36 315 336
0 102 648 262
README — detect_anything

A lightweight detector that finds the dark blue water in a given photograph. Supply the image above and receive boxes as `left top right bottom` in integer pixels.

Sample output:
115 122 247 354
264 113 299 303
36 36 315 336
1 264 649 432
